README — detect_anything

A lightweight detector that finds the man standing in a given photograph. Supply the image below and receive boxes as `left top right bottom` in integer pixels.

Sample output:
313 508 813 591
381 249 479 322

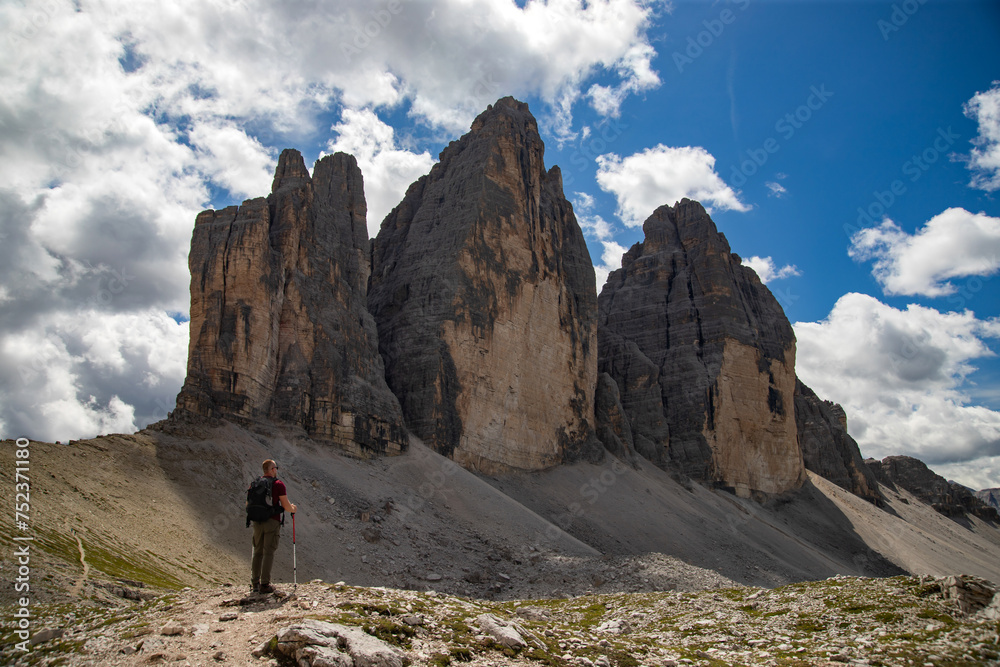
249 459 297 594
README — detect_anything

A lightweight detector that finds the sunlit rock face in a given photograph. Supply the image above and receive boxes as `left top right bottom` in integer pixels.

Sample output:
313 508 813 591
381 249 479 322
176 149 407 456
597 199 805 497
369 97 601 473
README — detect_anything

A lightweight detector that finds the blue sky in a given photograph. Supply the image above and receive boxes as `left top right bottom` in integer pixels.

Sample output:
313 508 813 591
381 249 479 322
1 0 998 488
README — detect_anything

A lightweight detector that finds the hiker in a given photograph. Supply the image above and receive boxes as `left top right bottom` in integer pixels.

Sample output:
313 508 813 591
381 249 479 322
247 459 297 594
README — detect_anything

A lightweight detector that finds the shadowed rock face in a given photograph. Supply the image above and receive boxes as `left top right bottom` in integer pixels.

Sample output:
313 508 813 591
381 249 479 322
597 200 805 497
867 456 999 522
369 97 601 473
175 149 406 456
794 380 882 505
978 488 1000 513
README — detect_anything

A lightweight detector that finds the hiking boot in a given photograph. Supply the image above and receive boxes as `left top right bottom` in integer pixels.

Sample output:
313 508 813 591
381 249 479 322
251 583 259 593
258 583 277 595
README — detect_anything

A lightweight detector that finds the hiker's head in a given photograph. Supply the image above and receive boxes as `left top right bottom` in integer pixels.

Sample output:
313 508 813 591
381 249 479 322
263 459 278 477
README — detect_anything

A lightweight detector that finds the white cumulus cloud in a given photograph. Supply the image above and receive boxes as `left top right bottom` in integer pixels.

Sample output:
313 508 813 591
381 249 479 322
595 240 629 291
742 256 801 283
0 0 667 441
849 208 1000 297
794 293 1000 487
586 42 661 118
595 145 750 226
0 309 189 442
572 192 623 289
328 109 435 237
964 80 1000 192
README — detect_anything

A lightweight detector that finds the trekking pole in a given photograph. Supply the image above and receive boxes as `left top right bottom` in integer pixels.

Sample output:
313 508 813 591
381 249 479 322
291 512 297 593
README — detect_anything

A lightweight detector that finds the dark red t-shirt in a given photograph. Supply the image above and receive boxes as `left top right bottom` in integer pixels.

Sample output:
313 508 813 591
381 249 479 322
271 478 287 522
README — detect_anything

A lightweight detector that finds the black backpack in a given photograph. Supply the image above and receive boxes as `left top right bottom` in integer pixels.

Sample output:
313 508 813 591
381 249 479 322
246 476 282 527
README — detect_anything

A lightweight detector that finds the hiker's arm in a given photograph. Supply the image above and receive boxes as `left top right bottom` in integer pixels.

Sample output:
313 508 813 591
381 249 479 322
278 495 297 514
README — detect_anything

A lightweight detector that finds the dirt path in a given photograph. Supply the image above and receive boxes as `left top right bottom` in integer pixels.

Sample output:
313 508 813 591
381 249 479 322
68 527 90 598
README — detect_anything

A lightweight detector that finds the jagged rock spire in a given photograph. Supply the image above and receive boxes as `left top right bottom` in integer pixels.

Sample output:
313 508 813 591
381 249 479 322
175 149 407 455
368 97 602 472
597 199 805 497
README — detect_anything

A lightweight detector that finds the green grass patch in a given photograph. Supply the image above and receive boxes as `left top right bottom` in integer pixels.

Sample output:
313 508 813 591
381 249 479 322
364 617 416 648
916 608 955 625
873 611 902 624
337 601 405 617
793 617 826 633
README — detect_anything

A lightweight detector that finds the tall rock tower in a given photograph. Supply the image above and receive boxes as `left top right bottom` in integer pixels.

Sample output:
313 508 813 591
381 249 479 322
597 200 805 497
175 150 407 456
369 97 601 473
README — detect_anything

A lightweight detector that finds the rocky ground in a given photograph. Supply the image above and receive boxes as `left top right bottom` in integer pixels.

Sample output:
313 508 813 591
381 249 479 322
3 573 999 667
4 426 1000 666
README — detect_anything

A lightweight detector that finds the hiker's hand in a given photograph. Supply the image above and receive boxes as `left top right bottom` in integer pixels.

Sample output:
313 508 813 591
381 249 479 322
290 503 297 513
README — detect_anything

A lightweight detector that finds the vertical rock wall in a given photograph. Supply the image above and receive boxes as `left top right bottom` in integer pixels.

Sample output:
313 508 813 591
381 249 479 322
597 200 805 497
176 150 407 455
369 97 601 473
794 379 882 504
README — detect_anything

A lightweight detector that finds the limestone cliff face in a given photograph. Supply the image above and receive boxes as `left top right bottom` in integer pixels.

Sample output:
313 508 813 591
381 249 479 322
794 380 881 504
176 150 406 456
597 200 805 497
369 97 601 473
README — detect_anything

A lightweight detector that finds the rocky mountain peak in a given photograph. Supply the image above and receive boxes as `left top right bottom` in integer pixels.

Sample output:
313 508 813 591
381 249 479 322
369 97 601 473
795 379 881 504
174 148 406 455
867 456 999 521
597 199 804 497
271 148 312 191
469 96 535 133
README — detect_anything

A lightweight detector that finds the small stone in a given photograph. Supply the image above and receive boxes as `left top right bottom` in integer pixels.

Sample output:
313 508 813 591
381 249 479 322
402 614 424 626
251 640 271 658
219 612 238 622
426 573 443 581
213 650 226 661
29 628 64 645
160 621 184 636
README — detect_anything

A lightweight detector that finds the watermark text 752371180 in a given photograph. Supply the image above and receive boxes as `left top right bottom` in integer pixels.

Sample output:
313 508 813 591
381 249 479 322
12 438 34 652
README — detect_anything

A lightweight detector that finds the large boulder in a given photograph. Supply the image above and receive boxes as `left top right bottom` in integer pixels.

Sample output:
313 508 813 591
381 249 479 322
369 97 601 472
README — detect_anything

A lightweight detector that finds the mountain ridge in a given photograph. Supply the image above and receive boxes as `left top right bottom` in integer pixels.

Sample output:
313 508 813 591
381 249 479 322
8 96 998 624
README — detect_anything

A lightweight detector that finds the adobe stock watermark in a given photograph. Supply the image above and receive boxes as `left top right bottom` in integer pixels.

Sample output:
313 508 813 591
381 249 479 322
877 0 928 41
770 285 800 313
845 126 959 236
561 117 629 190
530 458 631 552
946 269 995 310
672 0 751 74
728 85 834 188
10 438 34 653
5 0 60 50
340 0 405 63
394 448 462 521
